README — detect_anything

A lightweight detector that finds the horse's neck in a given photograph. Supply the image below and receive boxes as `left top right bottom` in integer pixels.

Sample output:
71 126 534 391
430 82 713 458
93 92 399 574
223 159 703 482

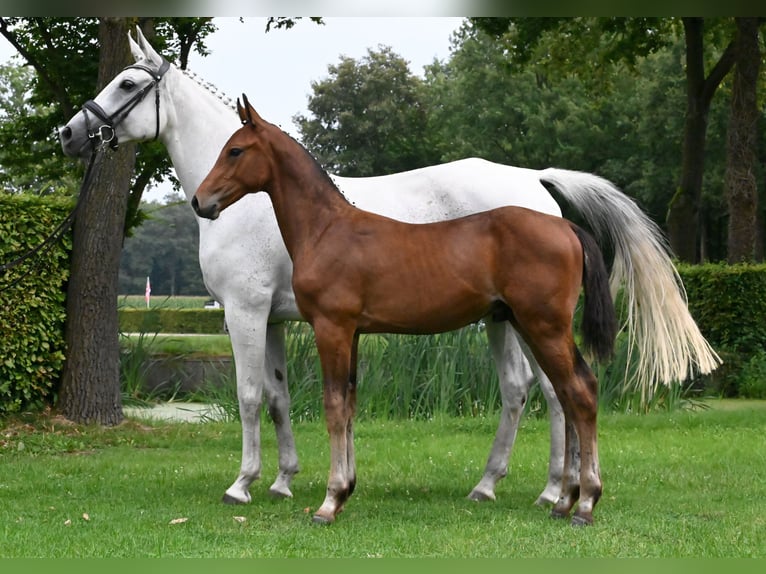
266 129 352 259
160 70 241 201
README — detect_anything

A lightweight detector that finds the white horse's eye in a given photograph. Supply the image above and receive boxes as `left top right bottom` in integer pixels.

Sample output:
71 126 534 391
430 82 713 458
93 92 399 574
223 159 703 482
120 79 135 90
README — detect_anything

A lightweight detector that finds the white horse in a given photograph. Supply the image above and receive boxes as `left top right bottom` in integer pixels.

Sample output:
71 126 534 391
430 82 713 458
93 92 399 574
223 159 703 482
60 28 719 507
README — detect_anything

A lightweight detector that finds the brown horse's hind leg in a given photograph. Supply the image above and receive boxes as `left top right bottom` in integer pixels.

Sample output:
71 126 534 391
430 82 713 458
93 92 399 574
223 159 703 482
515 318 601 525
549 350 601 526
311 319 357 524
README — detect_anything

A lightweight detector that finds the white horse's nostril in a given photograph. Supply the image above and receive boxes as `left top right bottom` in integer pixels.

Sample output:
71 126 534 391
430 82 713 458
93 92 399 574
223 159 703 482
61 126 72 140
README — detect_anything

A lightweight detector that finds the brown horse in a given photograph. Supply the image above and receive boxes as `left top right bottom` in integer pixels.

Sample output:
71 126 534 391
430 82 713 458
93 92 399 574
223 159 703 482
193 96 618 526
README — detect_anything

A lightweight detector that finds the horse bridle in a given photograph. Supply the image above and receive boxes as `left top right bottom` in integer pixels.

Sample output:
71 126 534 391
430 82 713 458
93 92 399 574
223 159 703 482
81 57 171 150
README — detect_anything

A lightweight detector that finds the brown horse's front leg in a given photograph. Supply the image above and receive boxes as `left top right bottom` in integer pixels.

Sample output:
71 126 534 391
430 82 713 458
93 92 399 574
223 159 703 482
345 333 360 499
312 321 357 525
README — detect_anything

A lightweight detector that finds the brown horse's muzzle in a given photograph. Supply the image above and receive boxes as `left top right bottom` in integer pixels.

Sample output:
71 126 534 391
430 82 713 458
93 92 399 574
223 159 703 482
191 195 219 220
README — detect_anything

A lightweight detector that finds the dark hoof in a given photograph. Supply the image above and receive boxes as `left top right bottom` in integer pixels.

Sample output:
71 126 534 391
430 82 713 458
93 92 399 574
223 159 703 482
571 513 593 527
222 493 247 505
311 514 334 525
550 508 569 520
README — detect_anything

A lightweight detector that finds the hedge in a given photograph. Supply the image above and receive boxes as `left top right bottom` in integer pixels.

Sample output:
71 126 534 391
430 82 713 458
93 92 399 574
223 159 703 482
679 263 766 355
118 308 226 334
678 263 766 396
0 195 73 415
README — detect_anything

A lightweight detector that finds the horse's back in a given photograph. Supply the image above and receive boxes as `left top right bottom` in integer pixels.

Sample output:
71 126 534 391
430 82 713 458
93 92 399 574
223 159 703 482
334 158 562 223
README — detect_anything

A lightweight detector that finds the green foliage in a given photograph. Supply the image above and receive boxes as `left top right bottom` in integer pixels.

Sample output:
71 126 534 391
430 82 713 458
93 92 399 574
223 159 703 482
0 194 71 414
679 263 766 355
679 263 766 396
118 308 226 334
294 45 440 176
119 200 207 296
738 350 766 399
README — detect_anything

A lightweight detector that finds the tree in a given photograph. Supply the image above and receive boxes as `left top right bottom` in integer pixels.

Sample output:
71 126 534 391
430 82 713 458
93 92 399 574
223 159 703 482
56 18 137 424
666 18 736 262
725 18 762 263
472 17 740 262
294 46 440 176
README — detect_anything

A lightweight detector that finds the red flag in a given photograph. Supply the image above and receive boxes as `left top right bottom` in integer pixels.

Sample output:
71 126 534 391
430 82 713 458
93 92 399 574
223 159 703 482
145 276 151 308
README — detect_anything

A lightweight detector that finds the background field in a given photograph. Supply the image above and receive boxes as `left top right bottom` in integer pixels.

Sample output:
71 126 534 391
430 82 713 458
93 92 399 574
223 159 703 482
1 400 764 558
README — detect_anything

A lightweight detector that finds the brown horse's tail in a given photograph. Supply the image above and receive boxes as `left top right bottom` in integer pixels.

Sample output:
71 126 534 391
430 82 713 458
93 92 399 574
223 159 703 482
571 223 617 362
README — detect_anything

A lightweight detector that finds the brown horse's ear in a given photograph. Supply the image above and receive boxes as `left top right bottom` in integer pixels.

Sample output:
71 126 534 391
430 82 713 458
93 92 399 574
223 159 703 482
236 98 248 125
242 93 266 127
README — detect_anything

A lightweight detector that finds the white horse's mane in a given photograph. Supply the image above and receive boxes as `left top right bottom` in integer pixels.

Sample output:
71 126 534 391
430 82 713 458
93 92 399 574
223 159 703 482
179 66 236 112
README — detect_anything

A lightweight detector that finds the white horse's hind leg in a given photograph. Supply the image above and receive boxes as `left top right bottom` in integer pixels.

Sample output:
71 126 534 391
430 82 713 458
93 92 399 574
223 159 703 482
533 364 567 506
467 322 534 502
222 307 268 504
263 322 300 498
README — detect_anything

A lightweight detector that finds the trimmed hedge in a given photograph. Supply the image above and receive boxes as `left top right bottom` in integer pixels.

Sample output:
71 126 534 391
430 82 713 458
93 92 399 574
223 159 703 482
0 195 73 415
679 263 766 355
118 308 227 334
678 263 766 396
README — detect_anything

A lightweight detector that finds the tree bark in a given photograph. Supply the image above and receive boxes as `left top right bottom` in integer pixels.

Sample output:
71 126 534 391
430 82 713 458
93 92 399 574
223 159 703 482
57 18 137 425
725 18 761 263
666 18 736 262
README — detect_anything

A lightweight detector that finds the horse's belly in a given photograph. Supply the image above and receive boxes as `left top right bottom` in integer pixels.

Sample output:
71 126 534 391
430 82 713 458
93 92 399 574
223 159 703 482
358 292 493 335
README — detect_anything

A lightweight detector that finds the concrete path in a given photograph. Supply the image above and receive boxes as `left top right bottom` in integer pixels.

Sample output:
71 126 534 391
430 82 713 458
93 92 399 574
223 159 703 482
123 402 226 423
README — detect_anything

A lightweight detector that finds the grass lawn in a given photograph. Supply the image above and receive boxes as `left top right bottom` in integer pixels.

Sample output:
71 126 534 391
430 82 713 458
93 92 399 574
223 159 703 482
1 400 765 558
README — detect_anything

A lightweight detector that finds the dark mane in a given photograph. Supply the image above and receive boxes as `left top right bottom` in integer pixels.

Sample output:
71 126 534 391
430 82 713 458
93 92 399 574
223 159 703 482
279 124 351 205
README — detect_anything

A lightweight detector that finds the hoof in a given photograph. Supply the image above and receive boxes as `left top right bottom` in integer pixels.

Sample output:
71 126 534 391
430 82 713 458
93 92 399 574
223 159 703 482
268 486 293 499
534 491 559 507
311 513 335 525
467 489 496 502
571 513 593 527
222 493 248 505
550 508 569 520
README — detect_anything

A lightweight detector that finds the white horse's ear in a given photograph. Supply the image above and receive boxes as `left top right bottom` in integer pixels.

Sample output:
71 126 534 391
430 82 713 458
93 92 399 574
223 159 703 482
134 26 164 67
128 27 144 62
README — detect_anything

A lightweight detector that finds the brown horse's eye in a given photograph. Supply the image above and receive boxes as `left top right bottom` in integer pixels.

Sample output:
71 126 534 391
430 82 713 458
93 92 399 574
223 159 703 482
229 148 243 158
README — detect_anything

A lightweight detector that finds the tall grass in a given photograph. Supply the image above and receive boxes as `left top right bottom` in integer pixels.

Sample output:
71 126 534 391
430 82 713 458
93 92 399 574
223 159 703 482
280 321 694 423
118 293 703 420
284 323 500 422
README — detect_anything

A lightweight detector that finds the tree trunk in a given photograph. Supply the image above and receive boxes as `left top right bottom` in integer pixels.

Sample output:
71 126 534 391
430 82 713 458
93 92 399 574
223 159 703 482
666 18 736 262
57 18 136 425
725 18 761 263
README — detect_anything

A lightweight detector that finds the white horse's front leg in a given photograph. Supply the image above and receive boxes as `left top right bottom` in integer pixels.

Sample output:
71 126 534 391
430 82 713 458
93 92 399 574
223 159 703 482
468 322 534 502
263 322 300 498
222 307 269 505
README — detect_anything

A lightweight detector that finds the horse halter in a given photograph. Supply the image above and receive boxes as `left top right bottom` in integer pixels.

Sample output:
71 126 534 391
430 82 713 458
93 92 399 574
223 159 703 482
81 57 171 150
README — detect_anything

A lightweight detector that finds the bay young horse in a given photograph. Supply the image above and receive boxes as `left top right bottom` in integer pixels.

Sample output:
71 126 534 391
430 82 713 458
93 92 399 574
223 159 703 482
193 97 619 525
61 29 719 509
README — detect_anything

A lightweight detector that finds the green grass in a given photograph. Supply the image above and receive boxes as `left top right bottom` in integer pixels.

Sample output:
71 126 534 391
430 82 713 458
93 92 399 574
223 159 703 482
1 400 765 557
119 295 212 310
120 333 233 357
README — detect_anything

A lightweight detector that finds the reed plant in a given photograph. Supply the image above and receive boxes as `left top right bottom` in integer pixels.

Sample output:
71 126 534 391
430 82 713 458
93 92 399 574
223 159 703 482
117 295 705 420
